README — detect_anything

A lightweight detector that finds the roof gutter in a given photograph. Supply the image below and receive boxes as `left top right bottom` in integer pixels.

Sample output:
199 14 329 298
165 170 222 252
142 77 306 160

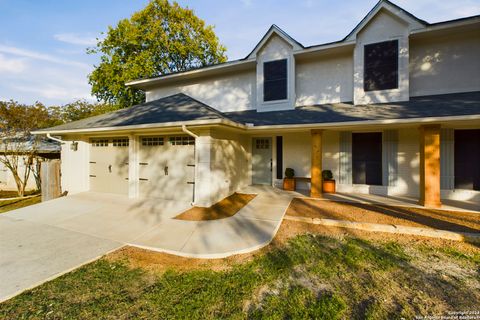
247 114 480 131
32 118 247 136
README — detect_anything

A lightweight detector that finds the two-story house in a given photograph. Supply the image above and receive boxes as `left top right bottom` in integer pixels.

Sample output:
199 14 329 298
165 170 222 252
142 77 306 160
35 0 480 209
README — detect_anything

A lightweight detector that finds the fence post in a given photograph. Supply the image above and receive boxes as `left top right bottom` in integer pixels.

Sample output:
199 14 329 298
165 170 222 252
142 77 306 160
41 160 61 202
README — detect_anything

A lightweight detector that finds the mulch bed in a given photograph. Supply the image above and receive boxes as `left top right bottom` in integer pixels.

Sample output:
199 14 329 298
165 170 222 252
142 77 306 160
174 193 256 221
286 198 480 234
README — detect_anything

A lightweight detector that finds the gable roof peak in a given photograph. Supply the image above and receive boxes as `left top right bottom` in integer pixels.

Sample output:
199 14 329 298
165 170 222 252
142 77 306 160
246 24 303 59
344 0 428 40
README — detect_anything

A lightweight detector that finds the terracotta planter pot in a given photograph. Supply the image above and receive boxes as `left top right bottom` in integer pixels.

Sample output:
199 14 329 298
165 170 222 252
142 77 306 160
283 178 296 191
322 180 336 193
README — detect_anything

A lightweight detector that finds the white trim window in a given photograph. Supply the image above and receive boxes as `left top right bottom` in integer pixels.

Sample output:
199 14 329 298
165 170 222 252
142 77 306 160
263 59 288 102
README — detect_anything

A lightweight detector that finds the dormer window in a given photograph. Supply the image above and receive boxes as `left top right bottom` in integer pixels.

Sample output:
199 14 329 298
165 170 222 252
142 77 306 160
364 40 398 91
263 59 287 101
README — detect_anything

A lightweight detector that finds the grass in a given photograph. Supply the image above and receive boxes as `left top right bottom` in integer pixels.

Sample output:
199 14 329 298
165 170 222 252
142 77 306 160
0 195 41 214
0 190 39 198
1 231 479 319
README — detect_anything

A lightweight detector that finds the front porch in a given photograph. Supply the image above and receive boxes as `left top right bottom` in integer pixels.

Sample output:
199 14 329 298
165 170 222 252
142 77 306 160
292 189 480 213
256 124 480 209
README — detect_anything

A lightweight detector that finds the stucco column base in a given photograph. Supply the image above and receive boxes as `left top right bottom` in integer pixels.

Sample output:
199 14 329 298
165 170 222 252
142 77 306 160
310 129 323 198
418 124 441 208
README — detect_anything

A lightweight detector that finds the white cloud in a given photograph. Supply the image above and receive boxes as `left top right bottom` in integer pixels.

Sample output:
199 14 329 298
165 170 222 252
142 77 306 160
0 44 90 69
54 33 98 46
0 44 95 104
0 53 27 74
12 84 93 101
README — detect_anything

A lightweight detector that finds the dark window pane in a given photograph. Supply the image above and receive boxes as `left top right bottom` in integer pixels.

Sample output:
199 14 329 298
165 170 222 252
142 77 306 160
454 129 480 191
276 136 283 179
352 132 383 185
364 40 398 91
264 59 287 101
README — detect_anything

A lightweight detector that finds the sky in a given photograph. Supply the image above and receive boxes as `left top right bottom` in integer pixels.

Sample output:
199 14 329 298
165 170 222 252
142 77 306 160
0 0 479 106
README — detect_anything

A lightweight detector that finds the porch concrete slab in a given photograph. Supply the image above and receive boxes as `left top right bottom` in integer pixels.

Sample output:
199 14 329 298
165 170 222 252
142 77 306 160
322 192 480 212
0 215 121 302
130 220 198 252
131 186 293 258
236 201 289 221
178 217 278 257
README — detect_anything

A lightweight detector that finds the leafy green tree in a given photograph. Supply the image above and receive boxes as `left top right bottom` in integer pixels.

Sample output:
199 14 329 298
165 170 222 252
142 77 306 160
88 0 227 107
0 101 52 196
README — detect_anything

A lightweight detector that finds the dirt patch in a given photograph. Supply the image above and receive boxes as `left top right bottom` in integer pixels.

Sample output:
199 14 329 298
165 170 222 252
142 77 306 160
286 198 480 233
174 192 256 221
107 219 479 275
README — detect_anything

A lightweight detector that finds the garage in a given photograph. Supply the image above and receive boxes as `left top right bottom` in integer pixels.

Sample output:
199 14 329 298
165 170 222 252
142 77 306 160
138 135 195 201
89 137 129 195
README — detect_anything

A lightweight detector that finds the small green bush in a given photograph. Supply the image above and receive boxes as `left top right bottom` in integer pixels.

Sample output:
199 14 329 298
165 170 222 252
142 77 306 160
322 170 333 181
285 168 295 178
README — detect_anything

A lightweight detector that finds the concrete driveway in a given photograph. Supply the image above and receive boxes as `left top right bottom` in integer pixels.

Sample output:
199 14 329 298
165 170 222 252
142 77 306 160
0 187 294 302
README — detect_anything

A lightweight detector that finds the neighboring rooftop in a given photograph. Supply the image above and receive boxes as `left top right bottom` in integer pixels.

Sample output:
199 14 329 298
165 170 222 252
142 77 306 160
0 135 60 154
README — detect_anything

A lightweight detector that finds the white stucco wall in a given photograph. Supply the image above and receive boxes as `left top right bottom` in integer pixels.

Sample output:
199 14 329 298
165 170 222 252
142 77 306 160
393 128 420 197
256 34 296 112
0 158 38 191
296 54 354 106
353 10 411 105
146 70 256 112
280 131 339 190
409 29 480 97
209 130 250 204
60 138 89 195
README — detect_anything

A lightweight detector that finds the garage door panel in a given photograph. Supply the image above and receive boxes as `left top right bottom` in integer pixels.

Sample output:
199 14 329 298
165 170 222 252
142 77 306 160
89 138 129 195
139 136 194 201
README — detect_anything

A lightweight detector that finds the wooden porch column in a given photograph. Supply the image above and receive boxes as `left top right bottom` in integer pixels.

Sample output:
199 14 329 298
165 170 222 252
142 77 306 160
419 124 441 208
311 129 323 198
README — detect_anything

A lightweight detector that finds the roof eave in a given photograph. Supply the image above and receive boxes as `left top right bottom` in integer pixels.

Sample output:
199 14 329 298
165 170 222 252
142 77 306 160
32 118 247 135
247 114 480 131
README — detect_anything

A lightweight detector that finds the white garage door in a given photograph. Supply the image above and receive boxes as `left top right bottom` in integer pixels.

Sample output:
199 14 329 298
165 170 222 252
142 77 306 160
138 135 195 201
89 137 129 195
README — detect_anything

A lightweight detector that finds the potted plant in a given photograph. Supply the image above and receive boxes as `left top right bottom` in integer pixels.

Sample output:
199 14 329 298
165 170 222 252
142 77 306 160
283 168 296 191
322 170 336 193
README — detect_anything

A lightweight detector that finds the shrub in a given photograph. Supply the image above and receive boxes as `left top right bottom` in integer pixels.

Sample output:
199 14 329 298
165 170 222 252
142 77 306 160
322 170 333 181
285 168 295 179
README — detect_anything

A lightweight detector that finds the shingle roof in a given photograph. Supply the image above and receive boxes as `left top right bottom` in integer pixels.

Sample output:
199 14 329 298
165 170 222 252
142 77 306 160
224 91 480 126
0 135 60 153
37 91 480 133
37 93 228 132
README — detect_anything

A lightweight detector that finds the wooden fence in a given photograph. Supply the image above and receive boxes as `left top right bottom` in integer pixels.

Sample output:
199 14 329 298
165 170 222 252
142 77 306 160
41 160 61 202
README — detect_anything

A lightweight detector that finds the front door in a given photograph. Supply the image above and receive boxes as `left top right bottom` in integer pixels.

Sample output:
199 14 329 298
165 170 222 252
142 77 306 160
252 138 272 185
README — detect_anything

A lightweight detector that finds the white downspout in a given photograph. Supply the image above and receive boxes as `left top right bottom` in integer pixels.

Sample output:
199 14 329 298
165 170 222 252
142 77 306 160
182 125 198 205
46 133 66 144
181 125 199 139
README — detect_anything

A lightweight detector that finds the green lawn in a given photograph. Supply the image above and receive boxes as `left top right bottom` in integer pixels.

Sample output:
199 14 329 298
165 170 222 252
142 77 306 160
1 232 478 319
0 195 41 214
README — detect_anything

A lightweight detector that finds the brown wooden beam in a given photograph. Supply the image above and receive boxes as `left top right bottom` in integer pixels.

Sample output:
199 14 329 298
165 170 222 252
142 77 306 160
419 124 442 208
311 129 323 198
